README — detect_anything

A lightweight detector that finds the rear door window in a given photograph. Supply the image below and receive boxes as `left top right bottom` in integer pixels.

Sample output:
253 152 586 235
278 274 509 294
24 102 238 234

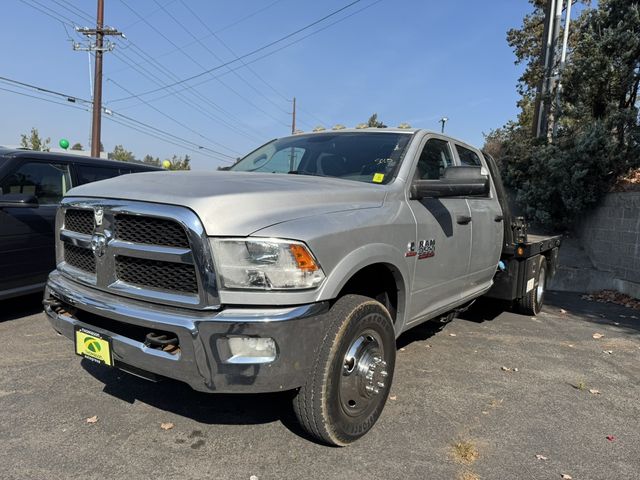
77 165 121 184
0 161 72 204
455 145 482 166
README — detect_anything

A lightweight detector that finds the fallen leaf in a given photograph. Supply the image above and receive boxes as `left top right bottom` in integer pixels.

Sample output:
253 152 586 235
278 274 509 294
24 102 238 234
425 344 432 348
589 389 601 395
399 347 406 352
513 368 519 372
606 435 616 442
389 395 397 401
85 415 98 424
603 350 613 355
449 333 457 337
561 475 573 479
535 454 548 460
160 422 174 430
560 308 567 314
592 333 605 339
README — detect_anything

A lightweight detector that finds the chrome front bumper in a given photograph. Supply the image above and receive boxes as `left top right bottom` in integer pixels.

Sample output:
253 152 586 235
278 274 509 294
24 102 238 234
44 270 330 393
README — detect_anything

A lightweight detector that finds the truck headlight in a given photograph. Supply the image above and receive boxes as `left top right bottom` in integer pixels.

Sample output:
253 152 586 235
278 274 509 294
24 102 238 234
210 238 325 290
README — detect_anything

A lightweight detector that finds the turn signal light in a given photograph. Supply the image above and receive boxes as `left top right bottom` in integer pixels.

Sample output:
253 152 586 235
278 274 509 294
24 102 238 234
289 244 319 271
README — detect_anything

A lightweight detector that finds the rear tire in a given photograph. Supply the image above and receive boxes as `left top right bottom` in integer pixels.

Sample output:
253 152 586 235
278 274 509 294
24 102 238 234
293 294 396 446
516 256 547 315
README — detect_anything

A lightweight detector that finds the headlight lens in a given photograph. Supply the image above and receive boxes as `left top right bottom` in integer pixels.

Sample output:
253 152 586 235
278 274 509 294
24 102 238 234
210 238 325 290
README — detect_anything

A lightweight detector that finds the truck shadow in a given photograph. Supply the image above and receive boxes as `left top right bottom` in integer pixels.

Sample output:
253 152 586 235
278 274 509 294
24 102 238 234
0 293 44 323
80 359 315 442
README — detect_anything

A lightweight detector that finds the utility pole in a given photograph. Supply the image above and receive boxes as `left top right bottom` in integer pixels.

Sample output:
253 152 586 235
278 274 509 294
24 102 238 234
541 0 563 140
551 0 572 138
291 97 297 135
440 117 448 133
533 0 556 138
73 0 123 157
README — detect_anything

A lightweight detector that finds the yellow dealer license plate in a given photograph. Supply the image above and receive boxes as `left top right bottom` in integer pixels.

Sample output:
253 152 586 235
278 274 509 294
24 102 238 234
75 326 113 366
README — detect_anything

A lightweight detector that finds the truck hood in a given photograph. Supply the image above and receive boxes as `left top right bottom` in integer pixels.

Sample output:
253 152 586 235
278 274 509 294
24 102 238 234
66 171 386 236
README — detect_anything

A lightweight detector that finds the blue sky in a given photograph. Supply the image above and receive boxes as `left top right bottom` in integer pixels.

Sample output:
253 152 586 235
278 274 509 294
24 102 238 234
0 0 533 170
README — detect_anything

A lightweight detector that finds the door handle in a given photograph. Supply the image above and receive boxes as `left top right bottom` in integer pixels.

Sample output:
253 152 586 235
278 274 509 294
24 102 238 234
456 215 472 225
494 215 504 222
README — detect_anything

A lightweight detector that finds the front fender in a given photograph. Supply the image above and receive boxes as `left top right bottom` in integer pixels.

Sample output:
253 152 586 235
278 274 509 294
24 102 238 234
316 243 411 336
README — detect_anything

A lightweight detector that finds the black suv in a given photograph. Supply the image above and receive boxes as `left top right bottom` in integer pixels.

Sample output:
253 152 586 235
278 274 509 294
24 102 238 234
0 148 160 300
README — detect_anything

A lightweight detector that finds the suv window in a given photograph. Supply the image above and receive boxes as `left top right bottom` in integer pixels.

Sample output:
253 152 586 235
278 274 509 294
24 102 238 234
456 145 482 166
0 161 72 204
77 165 121 184
416 139 453 180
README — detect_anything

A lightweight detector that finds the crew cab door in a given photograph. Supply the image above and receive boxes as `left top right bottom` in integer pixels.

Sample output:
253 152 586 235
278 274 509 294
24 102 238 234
454 144 503 294
0 160 72 293
406 137 472 323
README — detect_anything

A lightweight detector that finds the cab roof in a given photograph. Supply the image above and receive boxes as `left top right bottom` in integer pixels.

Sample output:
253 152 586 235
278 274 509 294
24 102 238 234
0 147 161 170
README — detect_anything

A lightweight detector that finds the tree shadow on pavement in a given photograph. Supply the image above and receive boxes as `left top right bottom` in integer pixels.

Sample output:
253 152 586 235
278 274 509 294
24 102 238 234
0 293 43 323
81 359 317 442
544 290 640 335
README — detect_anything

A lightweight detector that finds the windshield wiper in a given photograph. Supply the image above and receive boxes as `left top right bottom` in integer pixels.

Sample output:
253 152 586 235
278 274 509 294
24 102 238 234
287 170 331 177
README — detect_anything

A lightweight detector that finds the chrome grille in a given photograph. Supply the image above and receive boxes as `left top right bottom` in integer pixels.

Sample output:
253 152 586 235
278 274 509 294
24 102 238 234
57 198 219 309
115 214 189 248
65 209 94 234
64 244 96 273
115 256 198 294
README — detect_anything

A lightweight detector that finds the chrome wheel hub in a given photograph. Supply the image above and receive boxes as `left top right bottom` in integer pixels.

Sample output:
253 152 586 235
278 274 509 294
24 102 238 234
340 330 388 416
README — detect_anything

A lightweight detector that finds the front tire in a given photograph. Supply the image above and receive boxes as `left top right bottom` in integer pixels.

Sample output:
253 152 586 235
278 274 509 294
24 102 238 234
293 294 396 446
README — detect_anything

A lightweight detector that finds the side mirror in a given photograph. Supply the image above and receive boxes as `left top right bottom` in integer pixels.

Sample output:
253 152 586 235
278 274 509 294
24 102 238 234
0 193 39 209
411 166 489 199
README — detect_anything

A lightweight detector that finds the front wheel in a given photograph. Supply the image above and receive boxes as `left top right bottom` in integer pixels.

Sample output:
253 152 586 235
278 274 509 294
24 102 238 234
293 294 396 446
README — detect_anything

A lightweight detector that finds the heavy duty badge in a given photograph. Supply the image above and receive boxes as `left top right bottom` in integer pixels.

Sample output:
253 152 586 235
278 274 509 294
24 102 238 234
417 239 436 259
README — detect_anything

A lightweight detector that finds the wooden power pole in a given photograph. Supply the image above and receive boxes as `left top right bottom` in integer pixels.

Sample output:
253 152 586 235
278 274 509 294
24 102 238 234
74 0 123 157
291 97 297 135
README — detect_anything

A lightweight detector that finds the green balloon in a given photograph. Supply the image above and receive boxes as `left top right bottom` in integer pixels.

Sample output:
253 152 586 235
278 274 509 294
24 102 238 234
59 138 69 150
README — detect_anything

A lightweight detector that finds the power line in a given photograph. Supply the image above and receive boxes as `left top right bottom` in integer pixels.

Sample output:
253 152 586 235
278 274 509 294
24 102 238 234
0 76 236 162
109 0 285 76
136 0 384 113
176 0 292 115
107 77 240 158
110 48 261 145
50 0 94 24
111 41 265 143
109 0 364 102
176 0 326 128
116 0 290 128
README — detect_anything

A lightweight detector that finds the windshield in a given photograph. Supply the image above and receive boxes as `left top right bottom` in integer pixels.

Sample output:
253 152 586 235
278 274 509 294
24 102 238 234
230 132 413 184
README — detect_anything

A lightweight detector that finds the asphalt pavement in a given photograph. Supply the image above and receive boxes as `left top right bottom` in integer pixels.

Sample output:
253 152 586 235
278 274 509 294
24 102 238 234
1 291 638 480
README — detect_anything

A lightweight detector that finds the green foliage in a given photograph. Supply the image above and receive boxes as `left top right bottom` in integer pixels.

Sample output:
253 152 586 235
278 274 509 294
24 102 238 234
20 128 50 151
142 154 160 166
70 142 83 151
366 113 387 128
108 145 136 162
486 0 640 229
163 154 191 170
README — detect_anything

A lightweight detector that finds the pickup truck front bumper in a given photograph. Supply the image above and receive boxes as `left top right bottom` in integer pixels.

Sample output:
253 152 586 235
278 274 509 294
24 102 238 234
44 270 331 393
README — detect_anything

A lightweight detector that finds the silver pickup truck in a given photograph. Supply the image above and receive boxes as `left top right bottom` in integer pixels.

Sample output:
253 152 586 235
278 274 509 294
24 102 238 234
44 128 561 445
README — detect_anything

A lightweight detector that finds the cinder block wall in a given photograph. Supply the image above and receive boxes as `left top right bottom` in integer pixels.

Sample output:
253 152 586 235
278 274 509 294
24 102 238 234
577 192 640 284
